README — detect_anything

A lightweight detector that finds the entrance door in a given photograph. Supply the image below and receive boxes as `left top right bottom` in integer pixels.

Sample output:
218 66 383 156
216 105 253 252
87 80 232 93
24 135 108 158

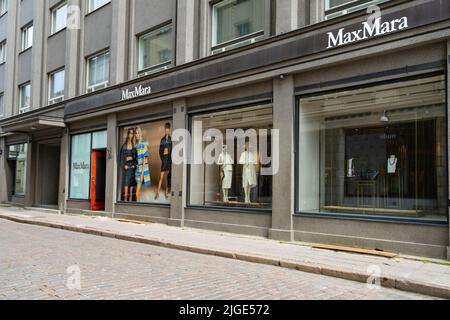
91 150 106 211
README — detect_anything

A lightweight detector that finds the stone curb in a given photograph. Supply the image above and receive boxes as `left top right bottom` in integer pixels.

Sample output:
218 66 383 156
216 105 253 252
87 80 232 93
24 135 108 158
0 213 449 300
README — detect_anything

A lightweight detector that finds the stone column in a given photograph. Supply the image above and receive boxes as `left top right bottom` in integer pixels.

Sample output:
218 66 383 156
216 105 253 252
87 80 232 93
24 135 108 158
169 99 187 227
105 113 118 216
58 129 70 213
269 75 295 241
31 0 46 110
3 0 18 117
310 0 325 25
447 40 450 261
24 139 36 207
110 0 128 85
176 0 196 65
65 0 82 99
275 0 298 35
0 137 7 203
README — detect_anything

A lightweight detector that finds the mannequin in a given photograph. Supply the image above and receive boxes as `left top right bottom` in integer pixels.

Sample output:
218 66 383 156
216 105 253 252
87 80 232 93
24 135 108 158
217 145 233 202
387 155 398 174
347 158 355 177
239 141 258 204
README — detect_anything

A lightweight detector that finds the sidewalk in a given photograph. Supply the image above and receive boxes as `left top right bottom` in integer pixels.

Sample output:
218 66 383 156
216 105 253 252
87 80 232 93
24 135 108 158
0 205 449 299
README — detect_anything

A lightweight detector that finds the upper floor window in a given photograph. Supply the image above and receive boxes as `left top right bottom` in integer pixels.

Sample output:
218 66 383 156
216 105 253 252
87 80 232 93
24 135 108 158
138 24 173 75
51 2 68 34
0 0 7 16
19 83 31 114
0 41 5 64
212 0 265 54
325 0 390 19
0 92 4 117
21 24 33 51
86 51 110 93
49 68 65 104
87 0 110 13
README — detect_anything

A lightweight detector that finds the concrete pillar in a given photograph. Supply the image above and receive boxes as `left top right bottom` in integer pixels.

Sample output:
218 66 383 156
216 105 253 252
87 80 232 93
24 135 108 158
275 0 298 35
447 40 450 261
0 137 7 203
105 113 118 215
30 0 46 110
110 0 128 84
176 0 196 65
65 0 81 99
3 0 18 117
169 99 187 227
24 139 36 206
58 129 70 212
310 0 324 25
269 75 295 241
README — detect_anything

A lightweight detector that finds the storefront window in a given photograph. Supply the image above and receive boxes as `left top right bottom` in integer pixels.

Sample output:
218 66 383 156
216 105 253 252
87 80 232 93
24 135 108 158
298 75 447 222
189 105 273 209
69 130 107 200
8 144 28 195
118 119 173 204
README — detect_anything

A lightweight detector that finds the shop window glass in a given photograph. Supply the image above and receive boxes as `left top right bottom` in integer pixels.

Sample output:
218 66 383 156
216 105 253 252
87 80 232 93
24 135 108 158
212 0 265 53
93 130 107 149
298 75 447 222
118 119 173 204
70 133 92 199
189 105 273 209
138 24 173 74
8 144 28 195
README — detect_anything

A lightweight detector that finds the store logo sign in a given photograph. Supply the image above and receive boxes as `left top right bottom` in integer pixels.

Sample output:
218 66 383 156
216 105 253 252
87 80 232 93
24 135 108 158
326 16 409 49
121 85 152 101
73 162 90 170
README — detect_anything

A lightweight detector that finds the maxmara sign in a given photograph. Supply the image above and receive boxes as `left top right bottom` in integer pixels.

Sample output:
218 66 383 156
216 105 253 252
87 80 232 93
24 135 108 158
327 16 409 49
121 85 152 100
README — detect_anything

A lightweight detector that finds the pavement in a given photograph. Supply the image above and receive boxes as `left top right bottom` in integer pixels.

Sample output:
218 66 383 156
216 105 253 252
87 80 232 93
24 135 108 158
0 205 449 299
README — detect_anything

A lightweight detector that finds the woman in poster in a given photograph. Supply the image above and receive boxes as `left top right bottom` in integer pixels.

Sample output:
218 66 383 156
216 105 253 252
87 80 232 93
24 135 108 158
134 127 151 202
155 123 172 200
119 128 137 202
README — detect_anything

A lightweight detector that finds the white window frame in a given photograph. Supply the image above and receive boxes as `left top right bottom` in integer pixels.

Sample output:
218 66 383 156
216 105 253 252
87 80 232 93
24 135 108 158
21 24 33 51
325 0 390 19
138 24 173 75
0 41 6 64
19 83 31 114
86 50 110 93
87 0 110 13
48 68 65 105
0 0 7 16
211 0 265 54
0 92 4 117
51 2 68 35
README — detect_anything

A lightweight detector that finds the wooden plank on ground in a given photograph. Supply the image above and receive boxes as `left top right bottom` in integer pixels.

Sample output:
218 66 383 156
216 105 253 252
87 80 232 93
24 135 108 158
312 244 398 259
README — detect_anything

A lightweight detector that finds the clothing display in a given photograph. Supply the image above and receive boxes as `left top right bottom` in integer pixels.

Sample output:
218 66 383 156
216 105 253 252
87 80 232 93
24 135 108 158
217 151 233 189
239 151 258 188
119 144 137 187
387 155 398 174
136 143 151 187
159 135 172 188
347 158 355 177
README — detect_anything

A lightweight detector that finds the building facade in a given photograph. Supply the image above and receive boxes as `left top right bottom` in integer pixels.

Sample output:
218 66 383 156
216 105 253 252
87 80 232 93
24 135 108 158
1 0 450 259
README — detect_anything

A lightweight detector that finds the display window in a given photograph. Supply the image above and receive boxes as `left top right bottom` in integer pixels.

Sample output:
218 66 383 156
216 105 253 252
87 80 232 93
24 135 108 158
69 130 107 200
189 105 273 210
117 119 173 205
297 75 447 222
7 144 28 196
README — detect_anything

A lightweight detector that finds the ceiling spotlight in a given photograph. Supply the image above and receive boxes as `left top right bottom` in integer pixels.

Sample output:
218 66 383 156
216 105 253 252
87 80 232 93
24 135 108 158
380 110 390 123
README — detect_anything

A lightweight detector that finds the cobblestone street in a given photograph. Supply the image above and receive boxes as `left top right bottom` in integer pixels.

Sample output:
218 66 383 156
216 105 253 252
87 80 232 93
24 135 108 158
0 219 436 300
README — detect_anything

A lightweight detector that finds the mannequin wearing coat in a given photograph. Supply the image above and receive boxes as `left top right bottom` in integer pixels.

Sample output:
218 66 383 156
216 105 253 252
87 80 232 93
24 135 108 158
239 142 258 204
217 145 234 202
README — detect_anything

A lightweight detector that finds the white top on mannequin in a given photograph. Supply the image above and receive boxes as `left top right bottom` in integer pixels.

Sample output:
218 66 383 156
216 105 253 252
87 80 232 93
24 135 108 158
217 152 233 171
387 155 398 174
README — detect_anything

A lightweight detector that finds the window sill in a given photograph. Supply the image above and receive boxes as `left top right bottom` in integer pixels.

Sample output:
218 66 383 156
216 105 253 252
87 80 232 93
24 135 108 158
0 12 6 19
48 27 66 39
0 62 5 66
295 211 449 227
85 2 111 17
18 47 32 55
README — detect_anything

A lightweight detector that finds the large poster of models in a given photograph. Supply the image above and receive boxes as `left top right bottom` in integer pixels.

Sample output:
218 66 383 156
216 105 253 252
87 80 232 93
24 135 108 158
118 119 173 204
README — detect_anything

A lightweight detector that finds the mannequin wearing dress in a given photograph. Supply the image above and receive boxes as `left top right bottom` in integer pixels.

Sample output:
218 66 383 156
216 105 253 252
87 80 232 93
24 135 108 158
239 143 258 204
387 155 398 174
217 145 233 203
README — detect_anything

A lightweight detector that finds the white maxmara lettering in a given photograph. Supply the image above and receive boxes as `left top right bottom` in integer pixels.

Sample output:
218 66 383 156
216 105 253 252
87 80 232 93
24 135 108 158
327 17 409 49
121 85 152 100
